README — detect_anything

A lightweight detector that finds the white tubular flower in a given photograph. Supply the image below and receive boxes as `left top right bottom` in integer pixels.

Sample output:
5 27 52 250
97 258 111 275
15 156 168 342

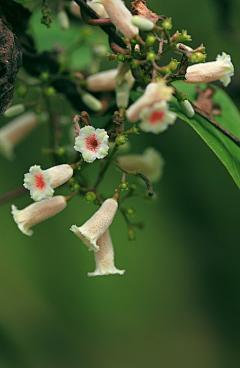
93 0 139 39
86 69 118 92
0 112 38 159
88 229 125 276
70 1 108 19
185 52 234 87
74 125 109 163
11 196 67 236
126 80 174 123
70 198 118 252
23 164 73 201
117 147 164 183
139 101 177 134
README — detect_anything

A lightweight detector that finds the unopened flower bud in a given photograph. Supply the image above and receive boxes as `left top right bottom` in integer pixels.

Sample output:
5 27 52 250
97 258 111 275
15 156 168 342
146 34 156 47
126 207 135 217
81 93 103 112
132 15 154 31
11 196 67 236
40 71 50 82
178 100 195 118
4 104 25 118
168 58 179 72
116 79 130 109
57 10 70 30
127 228 135 240
120 182 128 191
190 52 207 63
17 85 28 98
117 53 125 62
172 30 192 42
162 18 172 30
147 51 156 61
44 86 56 97
85 191 97 203
115 134 127 145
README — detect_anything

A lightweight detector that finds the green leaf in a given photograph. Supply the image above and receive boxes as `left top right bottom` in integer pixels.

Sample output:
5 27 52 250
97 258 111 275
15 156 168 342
170 81 240 189
13 0 31 3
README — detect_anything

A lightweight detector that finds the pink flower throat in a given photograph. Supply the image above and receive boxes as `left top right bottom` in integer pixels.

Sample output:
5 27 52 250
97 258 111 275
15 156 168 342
149 110 165 125
85 133 101 153
34 173 47 191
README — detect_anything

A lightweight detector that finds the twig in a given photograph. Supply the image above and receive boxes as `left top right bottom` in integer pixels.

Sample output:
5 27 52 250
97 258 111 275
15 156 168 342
0 186 27 205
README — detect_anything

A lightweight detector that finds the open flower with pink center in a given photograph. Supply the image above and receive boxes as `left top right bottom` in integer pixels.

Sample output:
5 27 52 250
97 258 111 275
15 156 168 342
23 164 73 201
138 101 177 134
74 126 109 163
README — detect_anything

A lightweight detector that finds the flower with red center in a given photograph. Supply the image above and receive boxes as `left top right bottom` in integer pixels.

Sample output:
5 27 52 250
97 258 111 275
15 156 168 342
24 164 73 201
74 126 109 163
138 101 177 134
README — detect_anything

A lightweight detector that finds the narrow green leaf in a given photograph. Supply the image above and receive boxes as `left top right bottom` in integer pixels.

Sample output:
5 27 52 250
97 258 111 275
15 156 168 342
171 81 240 189
13 0 31 3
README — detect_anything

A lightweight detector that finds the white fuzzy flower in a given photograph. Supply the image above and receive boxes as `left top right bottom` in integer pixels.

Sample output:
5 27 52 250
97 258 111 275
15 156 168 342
70 1 108 19
86 67 134 92
126 80 174 123
11 196 67 236
0 112 38 159
138 101 176 134
70 198 118 252
117 147 164 183
92 0 139 39
23 164 73 201
88 229 125 276
74 126 109 163
185 52 234 87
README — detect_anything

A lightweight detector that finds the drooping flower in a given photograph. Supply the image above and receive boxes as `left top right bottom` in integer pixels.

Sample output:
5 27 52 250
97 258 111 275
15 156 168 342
185 52 234 87
88 229 125 276
70 197 118 252
23 164 73 201
70 1 108 19
138 101 177 134
11 196 67 236
74 125 109 163
126 80 174 123
0 112 38 159
92 0 139 39
117 147 164 183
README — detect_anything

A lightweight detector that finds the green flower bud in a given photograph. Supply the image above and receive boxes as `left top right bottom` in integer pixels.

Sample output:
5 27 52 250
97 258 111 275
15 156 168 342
68 178 75 185
132 124 139 134
162 18 172 30
57 10 70 30
126 207 135 217
120 182 128 191
39 71 50 82
168 58 180 72
115 134 128 146
4 104 25 118
131 59 139 68
44 86 56 97
17 85 28 98
146 34 156 47
128 228 135 240
172 30 192 42
132 15 154 31
190 52 207 63
72 182 81 191
85 191 96 202
147 51 156 61
117 53 125 62
56 146 66 156
81 93 103 112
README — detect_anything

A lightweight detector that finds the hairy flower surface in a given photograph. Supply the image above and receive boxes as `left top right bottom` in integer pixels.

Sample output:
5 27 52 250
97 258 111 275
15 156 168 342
93 0 139 39
185 52 234 87
117 147 164 183
70 198 118 251
0 112 38 159
88 229 125 276
139 101 177 134
126 80 174 123
11 196 67 236
86 68 134 92
70 1 108 18
24 164 73 201
74 126 109 163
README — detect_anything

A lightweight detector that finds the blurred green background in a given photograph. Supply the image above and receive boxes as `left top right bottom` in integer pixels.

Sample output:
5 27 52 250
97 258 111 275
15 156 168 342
1 0 240 367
